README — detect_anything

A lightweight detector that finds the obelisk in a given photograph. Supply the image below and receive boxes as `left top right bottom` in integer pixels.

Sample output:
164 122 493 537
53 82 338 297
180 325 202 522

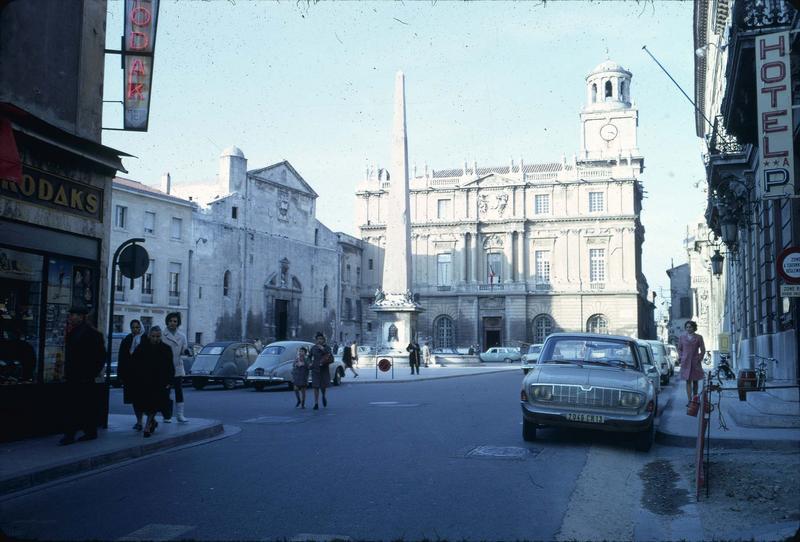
372 71 422 355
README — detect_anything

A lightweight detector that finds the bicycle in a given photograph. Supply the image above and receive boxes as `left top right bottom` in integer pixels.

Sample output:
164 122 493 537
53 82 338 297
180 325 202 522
751 355 776 392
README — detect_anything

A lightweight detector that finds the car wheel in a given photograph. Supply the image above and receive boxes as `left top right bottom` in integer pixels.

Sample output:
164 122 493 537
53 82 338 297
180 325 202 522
333 368 343 386
522 418 537 442
192 378 207 390
253 382 266 392
634 421 655 452
223 379 236 390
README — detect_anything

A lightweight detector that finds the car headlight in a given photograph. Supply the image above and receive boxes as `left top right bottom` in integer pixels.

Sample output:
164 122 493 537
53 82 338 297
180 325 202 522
620 391 643 408
530 385 553 401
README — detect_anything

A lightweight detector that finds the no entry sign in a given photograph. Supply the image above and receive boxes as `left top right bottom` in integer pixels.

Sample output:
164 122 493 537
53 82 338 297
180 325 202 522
378 358 392 372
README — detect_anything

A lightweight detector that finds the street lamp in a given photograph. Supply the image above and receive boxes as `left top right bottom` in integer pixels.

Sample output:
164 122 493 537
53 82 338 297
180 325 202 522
695 41 728 58
710 250 724 277
719 214 739 246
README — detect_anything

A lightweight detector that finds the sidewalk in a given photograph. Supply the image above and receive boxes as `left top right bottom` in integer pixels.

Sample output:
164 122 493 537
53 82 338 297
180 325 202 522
338 362 520 383
655 379 800 450
0 415 225 497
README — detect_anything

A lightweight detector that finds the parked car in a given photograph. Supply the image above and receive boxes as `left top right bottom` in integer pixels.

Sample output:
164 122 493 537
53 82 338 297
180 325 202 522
108 332 127 388
245 340 345 391
666 344 679 367
520 332 657 452
645 340 672 385
189 341 258 390
479 346 522 363
521 344 543 374
636 340 662 395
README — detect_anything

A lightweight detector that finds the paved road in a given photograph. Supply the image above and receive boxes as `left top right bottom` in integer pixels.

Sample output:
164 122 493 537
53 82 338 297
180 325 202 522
2 373 679 541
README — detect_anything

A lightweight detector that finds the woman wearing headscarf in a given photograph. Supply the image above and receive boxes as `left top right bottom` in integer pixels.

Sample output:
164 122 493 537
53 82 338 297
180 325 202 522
117 319 145 430
308 332 333 410
132 326 175 437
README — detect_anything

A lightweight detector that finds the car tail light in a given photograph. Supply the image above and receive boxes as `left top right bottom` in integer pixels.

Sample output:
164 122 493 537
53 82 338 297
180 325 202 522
520 389 528 402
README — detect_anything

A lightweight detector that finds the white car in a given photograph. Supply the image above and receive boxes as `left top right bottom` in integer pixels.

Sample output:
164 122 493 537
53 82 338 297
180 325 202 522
479 347 522 363
645 340 672 385
665 344 679 368
521 344 543 374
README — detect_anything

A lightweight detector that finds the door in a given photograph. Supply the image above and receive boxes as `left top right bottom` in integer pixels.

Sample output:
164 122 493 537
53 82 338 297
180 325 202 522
485 330 501 350
274 299 288 341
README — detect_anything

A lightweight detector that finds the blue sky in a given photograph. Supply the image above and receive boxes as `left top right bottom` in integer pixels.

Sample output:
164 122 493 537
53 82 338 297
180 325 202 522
103 0 708 319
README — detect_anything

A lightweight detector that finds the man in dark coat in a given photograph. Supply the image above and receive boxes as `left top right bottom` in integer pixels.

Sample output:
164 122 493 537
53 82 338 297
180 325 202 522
60 306 106 445
407 342 421 375
117 319 145 430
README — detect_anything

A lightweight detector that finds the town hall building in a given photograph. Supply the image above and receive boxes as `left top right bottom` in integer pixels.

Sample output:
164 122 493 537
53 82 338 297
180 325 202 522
356 61 656 350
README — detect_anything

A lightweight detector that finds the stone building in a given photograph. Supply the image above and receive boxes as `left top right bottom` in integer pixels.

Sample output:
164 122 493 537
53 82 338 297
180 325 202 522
188 147 362 346
356 61 655 350
694 0 798 379
665 262 691 344
108 175 195 335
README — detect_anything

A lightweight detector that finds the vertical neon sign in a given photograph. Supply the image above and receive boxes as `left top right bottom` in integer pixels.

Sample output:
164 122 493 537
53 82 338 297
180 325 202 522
123 0 159 131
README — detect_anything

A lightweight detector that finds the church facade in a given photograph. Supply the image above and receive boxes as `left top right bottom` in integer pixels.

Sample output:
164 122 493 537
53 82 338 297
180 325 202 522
356 61 656 350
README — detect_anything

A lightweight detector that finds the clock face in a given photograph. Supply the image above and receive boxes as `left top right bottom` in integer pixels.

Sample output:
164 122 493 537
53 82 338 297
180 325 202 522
600 123 619 141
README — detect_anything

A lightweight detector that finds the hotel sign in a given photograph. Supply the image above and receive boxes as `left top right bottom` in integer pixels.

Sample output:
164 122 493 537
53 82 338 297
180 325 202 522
0 165 103 221
756 31 795 200
123 0 160 131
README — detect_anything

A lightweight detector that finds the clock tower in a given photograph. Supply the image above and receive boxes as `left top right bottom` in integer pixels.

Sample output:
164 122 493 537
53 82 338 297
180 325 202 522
580 60 639 160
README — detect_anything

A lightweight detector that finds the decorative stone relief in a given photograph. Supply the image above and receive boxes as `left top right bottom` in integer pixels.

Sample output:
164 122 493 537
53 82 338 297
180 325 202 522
278 190 289 221
482 233 504 250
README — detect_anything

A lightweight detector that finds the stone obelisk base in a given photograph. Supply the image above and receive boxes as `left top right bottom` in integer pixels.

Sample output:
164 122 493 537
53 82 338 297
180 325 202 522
371 302 422 356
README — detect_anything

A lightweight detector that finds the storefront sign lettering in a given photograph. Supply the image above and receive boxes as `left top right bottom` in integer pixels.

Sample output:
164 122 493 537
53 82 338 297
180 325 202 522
123 0 159 131
0 166 103 221
756 31 795 200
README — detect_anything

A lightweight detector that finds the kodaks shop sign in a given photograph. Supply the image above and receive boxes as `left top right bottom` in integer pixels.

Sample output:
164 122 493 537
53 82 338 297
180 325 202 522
123 0 160 131
0 166 103 221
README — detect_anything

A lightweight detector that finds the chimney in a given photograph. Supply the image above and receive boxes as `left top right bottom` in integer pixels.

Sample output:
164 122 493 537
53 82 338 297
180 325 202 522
161 172 171 194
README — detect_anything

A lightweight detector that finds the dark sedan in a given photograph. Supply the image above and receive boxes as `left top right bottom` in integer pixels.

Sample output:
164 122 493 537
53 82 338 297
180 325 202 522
188 341 258 390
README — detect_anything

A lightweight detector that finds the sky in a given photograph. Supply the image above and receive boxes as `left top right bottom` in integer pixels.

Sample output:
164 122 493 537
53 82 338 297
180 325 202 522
102 0 709 320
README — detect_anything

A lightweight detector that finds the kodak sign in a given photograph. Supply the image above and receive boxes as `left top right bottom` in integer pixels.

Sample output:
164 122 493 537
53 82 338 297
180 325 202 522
123 0 160 131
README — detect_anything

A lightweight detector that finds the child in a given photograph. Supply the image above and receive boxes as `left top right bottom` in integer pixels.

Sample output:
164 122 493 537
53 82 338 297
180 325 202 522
292 346 310 408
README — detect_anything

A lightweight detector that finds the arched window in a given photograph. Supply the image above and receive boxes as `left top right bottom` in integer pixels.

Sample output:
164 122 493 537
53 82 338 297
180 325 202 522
586 314 609 334
434 316 454 349
223 270 231 297
620 81 626 102
388 324 398 342
323 284 329 308
591 83 597 103
532 315 553 344
604 80 612 99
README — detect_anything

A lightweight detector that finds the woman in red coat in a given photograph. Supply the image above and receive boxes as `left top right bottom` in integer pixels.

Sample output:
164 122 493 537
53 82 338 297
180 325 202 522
677 320 706 405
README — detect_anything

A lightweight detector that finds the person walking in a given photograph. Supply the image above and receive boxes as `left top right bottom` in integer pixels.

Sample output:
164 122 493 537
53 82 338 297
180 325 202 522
350 340 359 368
421 341 432 368
309 332 333 410
292 346 310 408
162 312 190 423
59 306 106 445
133 326 175 437
677 320 706 406
407 342 421 375
341 340 359 378
117 319 145 431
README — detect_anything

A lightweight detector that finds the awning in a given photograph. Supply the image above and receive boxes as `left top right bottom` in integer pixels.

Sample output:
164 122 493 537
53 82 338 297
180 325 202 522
0 116 21 184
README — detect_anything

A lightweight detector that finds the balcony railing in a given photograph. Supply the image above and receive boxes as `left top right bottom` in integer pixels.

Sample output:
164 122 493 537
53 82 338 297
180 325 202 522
589 282 606 291
436 285 452 291
169 293 180 306
478 283 505 291
706 116 745 156
535 282 552 291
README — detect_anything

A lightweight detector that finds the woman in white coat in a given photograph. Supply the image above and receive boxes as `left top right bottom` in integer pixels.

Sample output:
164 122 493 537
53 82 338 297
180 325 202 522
161 311 190 423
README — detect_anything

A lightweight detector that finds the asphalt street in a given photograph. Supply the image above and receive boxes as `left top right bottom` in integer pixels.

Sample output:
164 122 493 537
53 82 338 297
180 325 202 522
3 372 681 541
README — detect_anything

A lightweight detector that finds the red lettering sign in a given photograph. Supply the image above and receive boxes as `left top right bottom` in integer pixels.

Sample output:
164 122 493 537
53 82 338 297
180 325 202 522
127 82 144 100
762 110 788 133
759 34 785 60
760 84 787 108
763 135 788 158
130 5 152 26
761 61 786 84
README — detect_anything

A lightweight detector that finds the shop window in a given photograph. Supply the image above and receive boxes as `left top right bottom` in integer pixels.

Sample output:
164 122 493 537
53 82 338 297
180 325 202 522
0 248 43 385
113 315 124 333
114 205 127 229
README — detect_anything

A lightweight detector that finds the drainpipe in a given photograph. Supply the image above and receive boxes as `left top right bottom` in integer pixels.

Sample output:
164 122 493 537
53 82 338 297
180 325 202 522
187 248 193 344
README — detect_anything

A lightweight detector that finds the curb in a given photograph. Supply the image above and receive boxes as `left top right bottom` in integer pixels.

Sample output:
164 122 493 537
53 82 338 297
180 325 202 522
0 422 224 496
655 429 800 450
339 368 519 384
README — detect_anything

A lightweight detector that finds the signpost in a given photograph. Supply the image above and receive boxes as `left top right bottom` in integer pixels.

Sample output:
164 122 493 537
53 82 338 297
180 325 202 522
122 0 160 131
778 246 800 297
376 357 394 380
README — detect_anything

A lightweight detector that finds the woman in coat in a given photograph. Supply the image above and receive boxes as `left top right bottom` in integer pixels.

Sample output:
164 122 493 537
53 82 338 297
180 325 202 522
308 332 333 410
132 326 175 437
341 341 358 378
677 320 706 405
117 319 145 430
291 346 310 408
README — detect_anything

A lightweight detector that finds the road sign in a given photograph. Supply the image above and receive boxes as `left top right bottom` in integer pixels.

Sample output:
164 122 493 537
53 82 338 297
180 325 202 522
780 284 800 297
777 246 800 284
118 244 150 279
377 358 392 372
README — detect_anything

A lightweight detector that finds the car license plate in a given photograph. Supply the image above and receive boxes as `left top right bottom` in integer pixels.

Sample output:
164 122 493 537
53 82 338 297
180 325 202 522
565 413 604 423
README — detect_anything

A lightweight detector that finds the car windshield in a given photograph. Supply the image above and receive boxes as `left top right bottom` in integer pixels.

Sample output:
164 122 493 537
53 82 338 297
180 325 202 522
540 338 637 368
199 346 225 355
261 346 285 356
528 345 542 354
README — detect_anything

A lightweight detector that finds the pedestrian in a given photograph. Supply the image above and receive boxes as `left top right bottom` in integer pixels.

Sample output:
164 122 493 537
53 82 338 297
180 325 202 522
677 320 706 406
59 306 106 446
350 340 359 368
421 341 433 367
308 332 333 410
407 342 421 375
132 326 175 437
161 312 190 423
292 346 310 408
342 340 359 378
117 319 145 430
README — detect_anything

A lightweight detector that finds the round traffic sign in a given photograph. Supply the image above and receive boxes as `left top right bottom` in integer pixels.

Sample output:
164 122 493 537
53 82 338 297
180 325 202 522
118 244 150 279
777 247 800 284
377 358 392 372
